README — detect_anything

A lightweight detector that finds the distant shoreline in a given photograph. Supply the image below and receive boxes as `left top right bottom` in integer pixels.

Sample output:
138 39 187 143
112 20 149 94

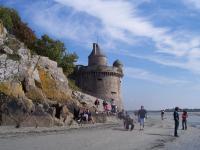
128 110 200 112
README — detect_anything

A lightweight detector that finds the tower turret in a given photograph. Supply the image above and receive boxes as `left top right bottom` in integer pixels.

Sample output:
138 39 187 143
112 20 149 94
113 59 123 74
113 59 123 68
88 43 107 66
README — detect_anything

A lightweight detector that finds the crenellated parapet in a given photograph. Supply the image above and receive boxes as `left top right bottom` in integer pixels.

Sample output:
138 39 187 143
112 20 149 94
76 65 123 78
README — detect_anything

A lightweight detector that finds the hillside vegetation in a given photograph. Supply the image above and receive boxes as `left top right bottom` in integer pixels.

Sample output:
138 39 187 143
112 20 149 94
0 6 78 76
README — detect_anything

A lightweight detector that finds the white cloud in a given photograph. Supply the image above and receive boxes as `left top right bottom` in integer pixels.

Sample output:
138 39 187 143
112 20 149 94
184 0 200 9
24 1 101 48
121 51 200 75
11 0 200 76
124 67 188 85
54 0 168 41
52 0 200 74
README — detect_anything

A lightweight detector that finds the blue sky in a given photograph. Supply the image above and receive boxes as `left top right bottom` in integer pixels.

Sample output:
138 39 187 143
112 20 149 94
1 0 200 110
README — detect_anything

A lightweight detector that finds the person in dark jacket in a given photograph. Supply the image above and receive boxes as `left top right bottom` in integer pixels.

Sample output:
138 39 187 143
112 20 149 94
124 112 134 131
94 99 100 108
173 107 179 137
138 106 147 130
161 110 165 120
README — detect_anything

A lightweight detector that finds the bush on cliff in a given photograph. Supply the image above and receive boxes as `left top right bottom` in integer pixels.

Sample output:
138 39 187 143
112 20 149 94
33 34 65 63
59 52 78 76
33 34 78 76
0 6 78 77
0 7 15 32
0 7 36 49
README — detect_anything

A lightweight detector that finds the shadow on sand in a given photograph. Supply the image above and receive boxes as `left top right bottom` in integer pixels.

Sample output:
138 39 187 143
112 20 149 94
112 127 130 131
162 127 174 130
146 133 174 137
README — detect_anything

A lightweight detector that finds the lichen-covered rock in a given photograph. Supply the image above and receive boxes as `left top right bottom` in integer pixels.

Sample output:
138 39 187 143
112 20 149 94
38 56 70 100
0 93 34 127
0 21 3 35
0 82 25 98
38 67 70 101
0 25 74 127
0 21 7 39
0 54 20 81
23 97 34 112
25 86 46 102
0 26 71 103
0 45 13 54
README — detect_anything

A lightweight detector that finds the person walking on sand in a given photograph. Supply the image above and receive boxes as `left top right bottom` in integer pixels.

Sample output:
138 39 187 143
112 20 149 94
161 110 165 120
182 110 188 130
138 106 147 130
173 107 179 137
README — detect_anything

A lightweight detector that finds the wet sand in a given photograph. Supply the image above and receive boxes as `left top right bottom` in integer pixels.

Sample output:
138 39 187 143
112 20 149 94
0 113 199 150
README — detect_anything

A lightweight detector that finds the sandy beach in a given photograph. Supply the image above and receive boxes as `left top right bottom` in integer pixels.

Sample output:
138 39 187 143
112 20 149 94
0 112 199 150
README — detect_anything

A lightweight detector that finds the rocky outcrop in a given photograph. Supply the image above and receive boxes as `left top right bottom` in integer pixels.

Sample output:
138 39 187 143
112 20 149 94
0 23 71 102
72 91 104 112
71 91 108 123
0 21 3 35
0 82 25 98
0 23 109 127
0 20 7 44
0 23 75 127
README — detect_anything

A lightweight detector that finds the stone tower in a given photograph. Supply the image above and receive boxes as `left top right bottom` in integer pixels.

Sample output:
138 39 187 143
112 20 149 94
75 43 124 110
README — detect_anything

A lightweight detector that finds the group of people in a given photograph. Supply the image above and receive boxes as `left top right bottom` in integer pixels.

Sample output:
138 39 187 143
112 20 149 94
173 107 188 137
73 98 119 125
160 108 188 137
73 107 94 124
121 105 188 137
94 99 117 114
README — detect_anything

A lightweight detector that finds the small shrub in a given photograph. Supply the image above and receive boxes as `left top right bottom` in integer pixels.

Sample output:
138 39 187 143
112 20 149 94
68 79 81 91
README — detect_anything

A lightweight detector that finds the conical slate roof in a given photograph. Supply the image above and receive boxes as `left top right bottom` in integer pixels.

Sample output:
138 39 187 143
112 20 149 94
113 59 123 67
89 43 106 58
